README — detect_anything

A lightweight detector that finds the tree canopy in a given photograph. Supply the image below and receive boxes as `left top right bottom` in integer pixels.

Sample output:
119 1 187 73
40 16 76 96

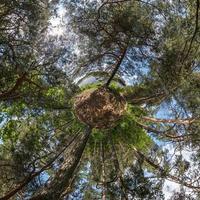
0 0 200 199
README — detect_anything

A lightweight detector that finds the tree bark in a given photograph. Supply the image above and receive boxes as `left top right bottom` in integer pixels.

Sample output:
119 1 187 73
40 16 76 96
30 126 91 200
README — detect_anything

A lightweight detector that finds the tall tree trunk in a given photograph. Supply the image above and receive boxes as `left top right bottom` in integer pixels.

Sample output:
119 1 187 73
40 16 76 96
110 136 128 200
30 126 91 200
101 142 106 200
106 48 127 87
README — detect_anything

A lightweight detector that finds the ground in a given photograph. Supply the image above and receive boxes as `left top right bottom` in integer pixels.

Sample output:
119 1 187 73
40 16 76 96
74 87 126 129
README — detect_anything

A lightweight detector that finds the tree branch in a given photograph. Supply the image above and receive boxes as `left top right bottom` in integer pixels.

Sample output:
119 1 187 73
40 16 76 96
125 91 166 105
0 73 27 100
136 121 193 142
182 0 199 62
133 148 200 191
142 116 199 125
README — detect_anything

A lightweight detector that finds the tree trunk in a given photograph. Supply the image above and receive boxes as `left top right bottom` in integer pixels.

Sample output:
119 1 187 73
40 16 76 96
110 136 128 200
101 142 106 200
30 127 91 200
106 48 127 87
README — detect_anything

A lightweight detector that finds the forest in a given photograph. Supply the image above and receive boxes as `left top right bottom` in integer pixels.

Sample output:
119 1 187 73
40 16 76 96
0 0 200 199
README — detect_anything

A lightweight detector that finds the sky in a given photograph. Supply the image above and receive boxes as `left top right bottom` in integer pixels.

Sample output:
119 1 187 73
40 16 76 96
49 5 66 36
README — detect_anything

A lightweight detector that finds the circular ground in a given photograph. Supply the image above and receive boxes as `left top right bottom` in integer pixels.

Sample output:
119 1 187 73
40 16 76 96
74 87 126 129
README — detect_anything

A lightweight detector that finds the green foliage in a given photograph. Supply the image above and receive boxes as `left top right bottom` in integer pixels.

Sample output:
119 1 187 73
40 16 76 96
80 82 101 91
79 78 124 92
87 104 151 151
178 72 200 115
91 128 106 142
111 105 152 151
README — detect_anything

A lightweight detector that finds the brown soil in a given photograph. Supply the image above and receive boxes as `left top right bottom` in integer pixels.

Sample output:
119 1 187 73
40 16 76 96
74 87 126 129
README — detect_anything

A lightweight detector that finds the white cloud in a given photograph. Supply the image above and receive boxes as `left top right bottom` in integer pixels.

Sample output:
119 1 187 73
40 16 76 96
163 180 180 200
48 6 66 36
